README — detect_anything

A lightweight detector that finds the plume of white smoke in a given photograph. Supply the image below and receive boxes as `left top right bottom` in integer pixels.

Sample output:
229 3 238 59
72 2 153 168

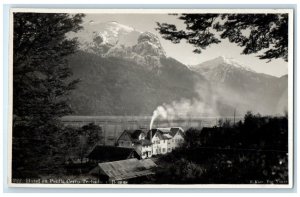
148 61 285 126
149 77 261 128
149 83 220 129
149 97 217 130
158 82 220 120
149 106 167 130
162 97 218 120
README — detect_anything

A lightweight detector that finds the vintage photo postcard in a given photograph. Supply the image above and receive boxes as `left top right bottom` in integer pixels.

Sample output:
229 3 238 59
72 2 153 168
8 8 294 188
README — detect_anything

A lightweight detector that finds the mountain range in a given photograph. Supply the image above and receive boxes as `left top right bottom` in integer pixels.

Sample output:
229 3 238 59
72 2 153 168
66 21 288 117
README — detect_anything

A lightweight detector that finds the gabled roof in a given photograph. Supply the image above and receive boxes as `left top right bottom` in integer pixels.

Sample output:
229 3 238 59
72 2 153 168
170 127 184 137
147 129 163 140
131 130 146 139
162 133 172 139
88 146 139 162
150 127 184 138
156 128 172 133
90 158 157 181
116 130 134 143
170 127 184 133
117 129 146 142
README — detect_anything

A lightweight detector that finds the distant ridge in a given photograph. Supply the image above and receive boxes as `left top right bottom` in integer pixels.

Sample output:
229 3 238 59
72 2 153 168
66 22 288 116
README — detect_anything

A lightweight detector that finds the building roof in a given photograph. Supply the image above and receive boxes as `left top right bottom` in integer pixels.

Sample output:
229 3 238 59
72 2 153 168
156 128 172 133
151 127 184 138
88 146 139 162
90 158 157 181
170 127 184 137
170 127 184 132
118 129 147 142
131 130 146 139
147 129 163 140
162 133 172 139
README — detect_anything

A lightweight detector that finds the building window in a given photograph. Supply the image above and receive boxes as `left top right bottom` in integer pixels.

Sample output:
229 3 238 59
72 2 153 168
162 148 166 152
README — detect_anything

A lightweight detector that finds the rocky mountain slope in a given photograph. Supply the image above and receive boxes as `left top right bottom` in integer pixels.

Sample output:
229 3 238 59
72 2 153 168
190 56 288 115
66 22 288 117
67 51 206 115
72 21 166 70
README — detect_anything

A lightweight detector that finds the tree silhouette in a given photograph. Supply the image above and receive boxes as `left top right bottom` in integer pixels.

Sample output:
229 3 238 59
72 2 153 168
151 113 288 184
12 13 85 179
156 13 288 61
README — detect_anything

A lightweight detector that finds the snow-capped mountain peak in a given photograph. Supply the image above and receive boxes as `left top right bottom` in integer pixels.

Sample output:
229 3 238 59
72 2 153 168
190 56 256 73
72 21 167 70
190 56 258 83
214 56 255 72
95 21 140 46
73 21 142 49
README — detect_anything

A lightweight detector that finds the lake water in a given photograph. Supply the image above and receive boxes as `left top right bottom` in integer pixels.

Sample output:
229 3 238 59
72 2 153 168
61 116 243 146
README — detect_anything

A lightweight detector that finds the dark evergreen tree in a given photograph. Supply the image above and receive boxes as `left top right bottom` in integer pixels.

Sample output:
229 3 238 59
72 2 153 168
78 123 102 164
12 13 84 179
152 113 288 184
156 13 288 61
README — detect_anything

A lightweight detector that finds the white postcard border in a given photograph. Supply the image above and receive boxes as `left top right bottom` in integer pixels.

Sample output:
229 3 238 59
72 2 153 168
7 8 295 189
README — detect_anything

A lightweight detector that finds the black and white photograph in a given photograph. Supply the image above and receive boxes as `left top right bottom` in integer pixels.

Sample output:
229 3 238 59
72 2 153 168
8 8 293 188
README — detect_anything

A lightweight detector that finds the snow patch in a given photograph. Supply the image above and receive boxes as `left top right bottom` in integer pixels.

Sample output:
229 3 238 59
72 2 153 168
217 56 255 72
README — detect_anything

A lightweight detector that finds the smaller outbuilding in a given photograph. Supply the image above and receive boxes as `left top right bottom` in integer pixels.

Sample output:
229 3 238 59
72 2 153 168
89 158 157 183
87 145 140 163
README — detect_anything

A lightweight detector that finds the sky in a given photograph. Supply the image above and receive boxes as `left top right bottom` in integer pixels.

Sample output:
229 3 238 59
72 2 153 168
82 13 288 77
